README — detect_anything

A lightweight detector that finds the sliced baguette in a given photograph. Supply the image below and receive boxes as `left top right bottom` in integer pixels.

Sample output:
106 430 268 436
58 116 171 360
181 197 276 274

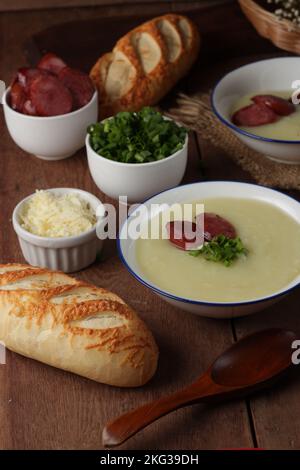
90 14 200 118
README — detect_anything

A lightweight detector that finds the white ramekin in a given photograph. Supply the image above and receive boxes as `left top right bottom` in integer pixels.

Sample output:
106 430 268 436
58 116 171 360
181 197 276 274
12 188 105 273
3 87 98 161
86 120 188 203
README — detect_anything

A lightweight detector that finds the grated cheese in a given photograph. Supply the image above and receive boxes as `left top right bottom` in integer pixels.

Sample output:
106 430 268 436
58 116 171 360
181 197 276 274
20 190 97 238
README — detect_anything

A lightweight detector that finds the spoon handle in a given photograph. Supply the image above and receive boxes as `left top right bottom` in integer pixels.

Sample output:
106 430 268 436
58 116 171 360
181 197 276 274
102 376 219 447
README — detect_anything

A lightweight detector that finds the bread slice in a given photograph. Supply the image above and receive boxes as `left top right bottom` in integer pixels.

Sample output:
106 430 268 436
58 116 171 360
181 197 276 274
0 264 158 387
90 14 200 118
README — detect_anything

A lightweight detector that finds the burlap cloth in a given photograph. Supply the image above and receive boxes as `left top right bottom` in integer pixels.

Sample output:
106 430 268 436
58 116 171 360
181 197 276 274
166 93 300 190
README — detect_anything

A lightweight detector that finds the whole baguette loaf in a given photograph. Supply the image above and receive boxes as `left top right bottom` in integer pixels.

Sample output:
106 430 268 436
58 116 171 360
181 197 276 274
0 264 158 387
90 14 200 118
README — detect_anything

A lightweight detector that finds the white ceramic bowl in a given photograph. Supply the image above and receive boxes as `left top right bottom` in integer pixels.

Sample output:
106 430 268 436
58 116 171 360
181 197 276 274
86 123 188 203
212 57 300 165
3 87 98 161
13 188 104 273
118 181 300 319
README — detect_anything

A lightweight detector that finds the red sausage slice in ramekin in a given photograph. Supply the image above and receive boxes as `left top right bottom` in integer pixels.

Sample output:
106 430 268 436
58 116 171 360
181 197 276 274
23 99 37 116
10 81 26 112
17 68 49 92
37 52 67 76
29 75 73 116
58 67 94 109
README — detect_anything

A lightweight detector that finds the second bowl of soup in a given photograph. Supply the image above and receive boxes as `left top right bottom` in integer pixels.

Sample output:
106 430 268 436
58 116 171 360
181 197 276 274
212 57 300 164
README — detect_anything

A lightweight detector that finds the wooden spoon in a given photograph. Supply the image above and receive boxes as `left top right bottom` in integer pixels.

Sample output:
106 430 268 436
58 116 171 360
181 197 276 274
103 328 298 447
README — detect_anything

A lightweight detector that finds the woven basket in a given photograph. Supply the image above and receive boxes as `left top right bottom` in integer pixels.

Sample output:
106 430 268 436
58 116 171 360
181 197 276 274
238 0 300 54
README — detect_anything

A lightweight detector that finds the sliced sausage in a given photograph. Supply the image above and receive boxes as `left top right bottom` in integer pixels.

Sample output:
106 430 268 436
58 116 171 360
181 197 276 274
17 68 49 92
232 103 278 127
29 75 73 117
195 213 237 241
10 81 26 112
23 99 37 116
167 213 237 251
252 94 295 116
166 221 204 251
37 53 67 76
58 66 94 109
17 67 33 88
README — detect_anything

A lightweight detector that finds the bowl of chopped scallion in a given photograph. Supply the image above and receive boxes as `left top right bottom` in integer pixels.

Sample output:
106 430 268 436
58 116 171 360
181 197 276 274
85 107 188 202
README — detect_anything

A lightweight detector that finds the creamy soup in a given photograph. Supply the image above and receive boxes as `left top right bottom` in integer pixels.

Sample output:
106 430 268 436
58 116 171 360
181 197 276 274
136 198 300 302
232 91 300 140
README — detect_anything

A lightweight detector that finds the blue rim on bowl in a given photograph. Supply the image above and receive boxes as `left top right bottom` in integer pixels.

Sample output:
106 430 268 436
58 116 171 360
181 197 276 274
117 181 300 308
211 57 300 145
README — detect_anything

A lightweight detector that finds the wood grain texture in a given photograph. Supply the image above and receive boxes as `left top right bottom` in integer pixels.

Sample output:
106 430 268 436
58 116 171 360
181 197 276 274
103 329 298 448
234 294 300 450
0 0 299 450
0 0 229 13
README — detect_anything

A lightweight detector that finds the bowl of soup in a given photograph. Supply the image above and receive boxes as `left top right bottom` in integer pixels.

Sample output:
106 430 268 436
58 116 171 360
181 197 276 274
118 181 300 318
212 57 300 164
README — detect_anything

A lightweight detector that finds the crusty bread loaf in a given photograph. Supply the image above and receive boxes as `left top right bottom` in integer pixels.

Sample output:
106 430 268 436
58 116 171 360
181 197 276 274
0 264 158 387
90 14 200 118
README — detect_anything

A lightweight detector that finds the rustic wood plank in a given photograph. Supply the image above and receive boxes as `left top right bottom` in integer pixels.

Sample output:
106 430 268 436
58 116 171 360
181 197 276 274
0 0 171 12
0 0 230 13
233 293 300 450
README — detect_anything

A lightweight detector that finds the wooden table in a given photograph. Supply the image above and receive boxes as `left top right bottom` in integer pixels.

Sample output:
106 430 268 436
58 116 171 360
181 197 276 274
0 0 300 450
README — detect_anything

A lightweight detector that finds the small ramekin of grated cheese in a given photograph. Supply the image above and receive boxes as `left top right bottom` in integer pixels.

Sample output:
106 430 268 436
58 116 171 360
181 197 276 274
12 188 105 273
